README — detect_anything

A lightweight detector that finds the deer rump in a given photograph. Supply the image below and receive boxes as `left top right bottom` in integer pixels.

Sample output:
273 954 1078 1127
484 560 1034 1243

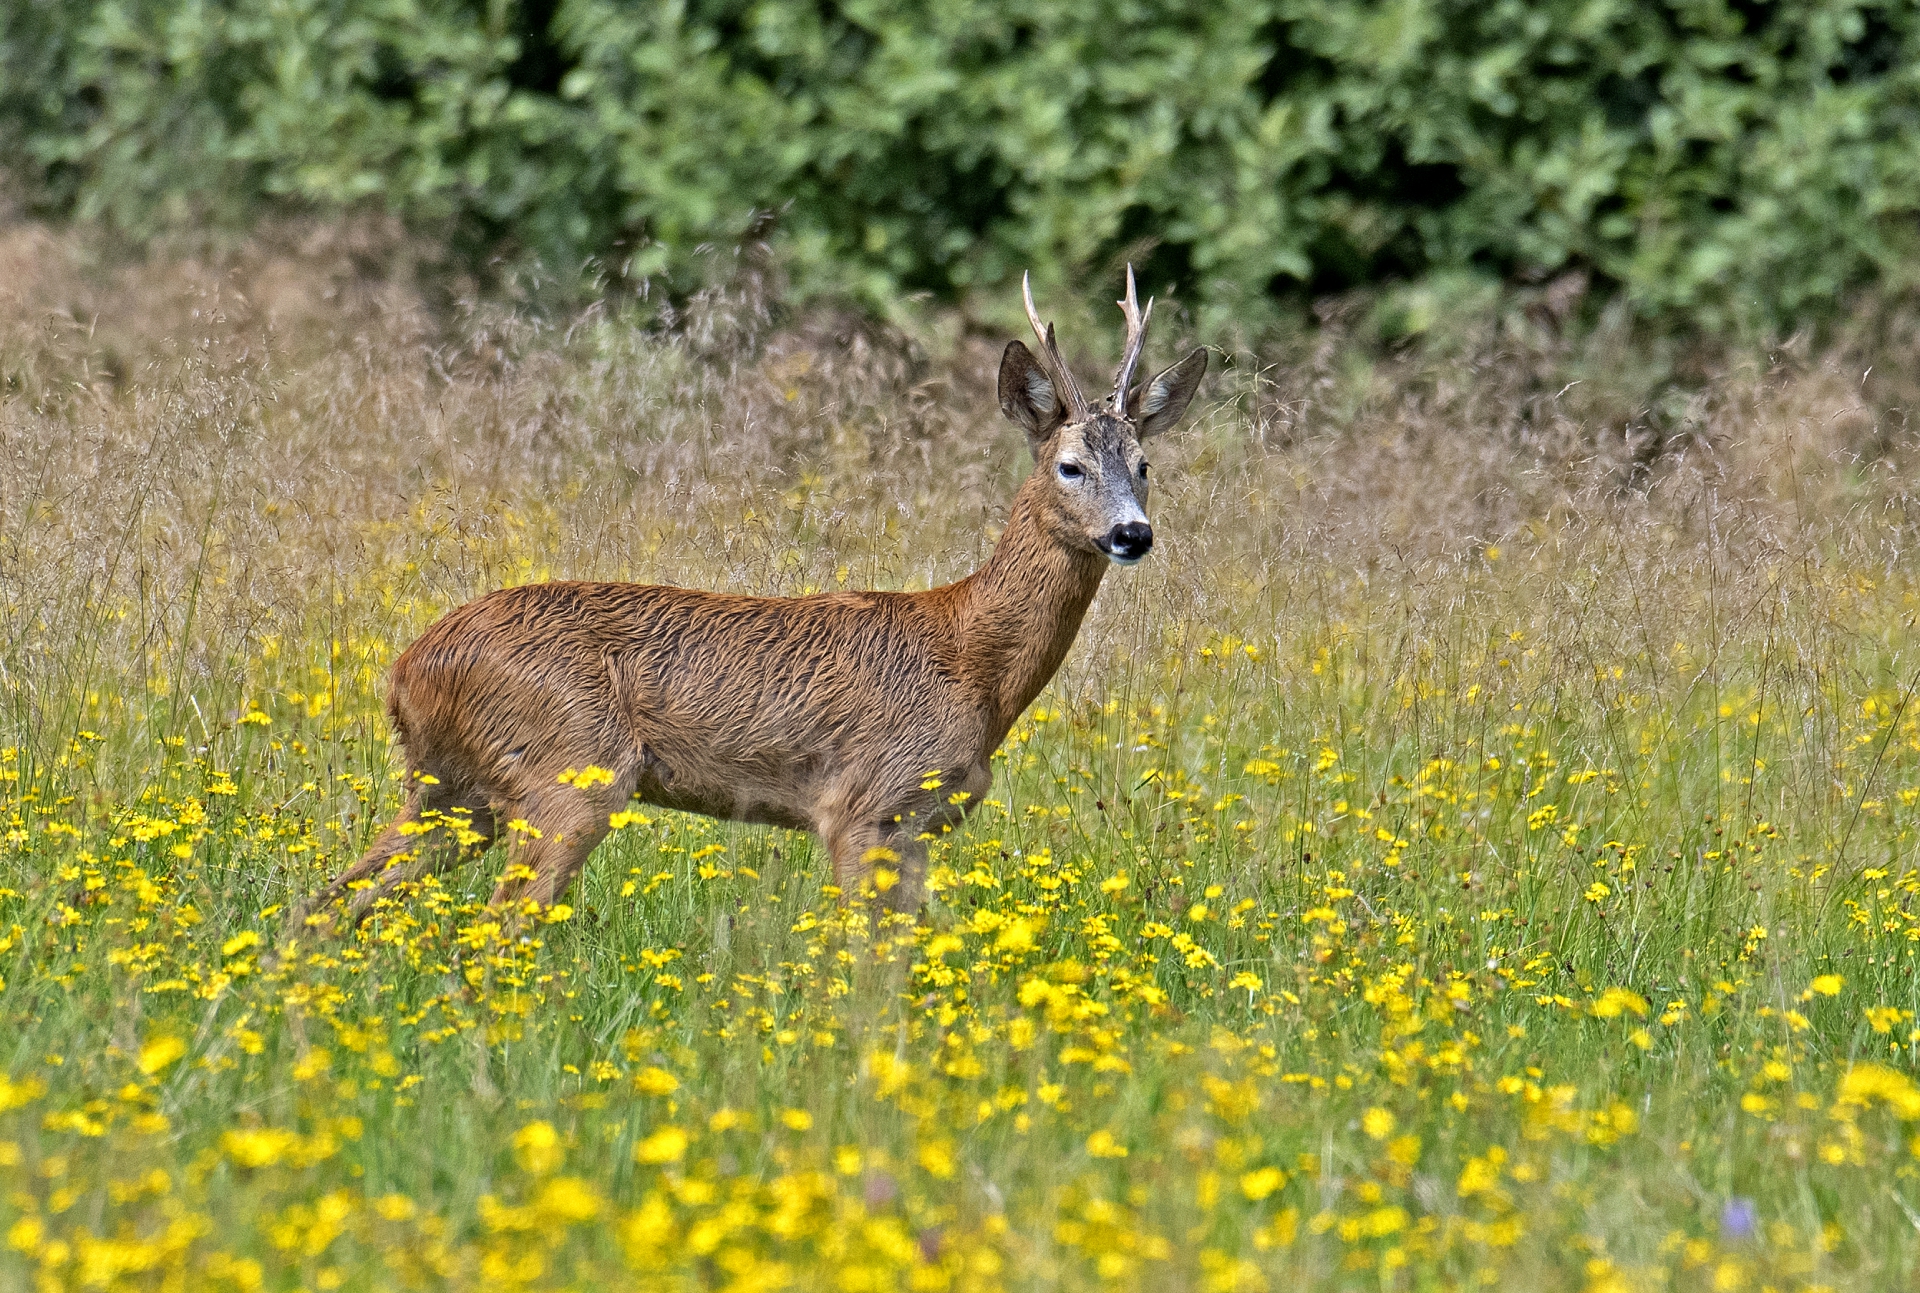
391 580 978 836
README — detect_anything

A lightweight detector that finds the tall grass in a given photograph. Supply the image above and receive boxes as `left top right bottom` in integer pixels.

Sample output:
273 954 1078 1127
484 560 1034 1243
4 224 1920 1290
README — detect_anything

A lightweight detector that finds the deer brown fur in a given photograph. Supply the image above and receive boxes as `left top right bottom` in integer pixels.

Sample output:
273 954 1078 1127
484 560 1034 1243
295 271 1206 929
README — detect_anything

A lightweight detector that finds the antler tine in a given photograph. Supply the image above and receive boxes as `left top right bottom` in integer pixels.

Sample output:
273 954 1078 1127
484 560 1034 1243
1022 271 1089 420
1110 263 1154 411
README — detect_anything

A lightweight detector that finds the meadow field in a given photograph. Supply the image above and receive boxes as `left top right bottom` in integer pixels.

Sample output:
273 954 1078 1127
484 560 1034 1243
7 227 1920 1292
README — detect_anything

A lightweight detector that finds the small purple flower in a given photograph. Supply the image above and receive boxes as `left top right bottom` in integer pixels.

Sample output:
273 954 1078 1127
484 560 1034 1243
917 1227 944 1262
865 1170 899 1209
1720 1197 1758 1241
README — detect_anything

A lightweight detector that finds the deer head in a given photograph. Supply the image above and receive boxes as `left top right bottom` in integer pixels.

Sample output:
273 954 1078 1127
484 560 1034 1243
996 267 1208 565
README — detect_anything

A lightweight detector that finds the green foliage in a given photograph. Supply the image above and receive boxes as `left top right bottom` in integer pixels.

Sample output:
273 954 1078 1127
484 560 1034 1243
5 0 1920 332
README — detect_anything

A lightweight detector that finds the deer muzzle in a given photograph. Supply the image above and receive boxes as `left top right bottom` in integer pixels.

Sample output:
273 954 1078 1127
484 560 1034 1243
1100 521 1154 565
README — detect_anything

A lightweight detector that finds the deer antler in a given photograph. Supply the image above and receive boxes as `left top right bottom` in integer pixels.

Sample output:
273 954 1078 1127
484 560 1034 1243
1110 264 1154 412
1022 272 1090 422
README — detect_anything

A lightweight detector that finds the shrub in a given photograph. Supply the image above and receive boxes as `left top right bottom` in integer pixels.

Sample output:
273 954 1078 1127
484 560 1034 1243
4 0 1918 333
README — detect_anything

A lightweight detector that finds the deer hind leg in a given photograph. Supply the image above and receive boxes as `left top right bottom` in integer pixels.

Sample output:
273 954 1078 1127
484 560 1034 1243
286 792 425 935
489 778 630 910
347 797 494 923
292 783 494 933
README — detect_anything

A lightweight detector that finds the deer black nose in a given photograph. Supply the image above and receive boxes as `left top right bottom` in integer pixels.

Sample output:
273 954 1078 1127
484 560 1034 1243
1104 521 1154 563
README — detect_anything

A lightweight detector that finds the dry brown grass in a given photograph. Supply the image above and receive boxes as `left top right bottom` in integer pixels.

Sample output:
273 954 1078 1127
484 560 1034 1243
2 217 1917 784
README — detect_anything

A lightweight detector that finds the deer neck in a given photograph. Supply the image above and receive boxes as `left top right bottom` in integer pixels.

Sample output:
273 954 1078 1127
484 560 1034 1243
957 476 1109 740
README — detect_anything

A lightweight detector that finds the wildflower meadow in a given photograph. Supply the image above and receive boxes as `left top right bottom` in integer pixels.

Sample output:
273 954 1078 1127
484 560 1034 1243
6 230 1920 1291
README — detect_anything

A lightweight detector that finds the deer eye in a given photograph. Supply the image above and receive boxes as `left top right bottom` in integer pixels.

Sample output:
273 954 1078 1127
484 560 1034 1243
1056 461 1085 482
1138 461 1149 477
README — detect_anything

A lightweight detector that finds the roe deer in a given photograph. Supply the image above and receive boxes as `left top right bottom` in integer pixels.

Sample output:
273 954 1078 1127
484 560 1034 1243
296 269 1206 929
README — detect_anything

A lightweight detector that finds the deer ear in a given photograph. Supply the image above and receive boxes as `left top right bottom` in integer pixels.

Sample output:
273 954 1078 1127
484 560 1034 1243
1127 346 1208 438
998 339 1067 441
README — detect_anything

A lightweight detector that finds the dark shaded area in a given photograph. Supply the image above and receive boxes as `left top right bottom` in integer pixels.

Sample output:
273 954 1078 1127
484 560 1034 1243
1255 19 1339 104
1721 0 1785 72
367 43 417 102
1114 205 1198 303
1307 146 1468 295
507 0 570 95
1837 6 1903 83
1597 69 1662 133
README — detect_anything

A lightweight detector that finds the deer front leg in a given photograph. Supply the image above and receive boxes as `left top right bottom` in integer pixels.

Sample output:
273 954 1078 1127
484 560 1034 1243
822 816 887 891
899 761 993 907
820 814 920 908
822 762 990 910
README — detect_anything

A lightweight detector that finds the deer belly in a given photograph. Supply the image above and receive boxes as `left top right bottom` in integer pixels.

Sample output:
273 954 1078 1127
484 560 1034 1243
606 649 846 831
628 741 816 832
